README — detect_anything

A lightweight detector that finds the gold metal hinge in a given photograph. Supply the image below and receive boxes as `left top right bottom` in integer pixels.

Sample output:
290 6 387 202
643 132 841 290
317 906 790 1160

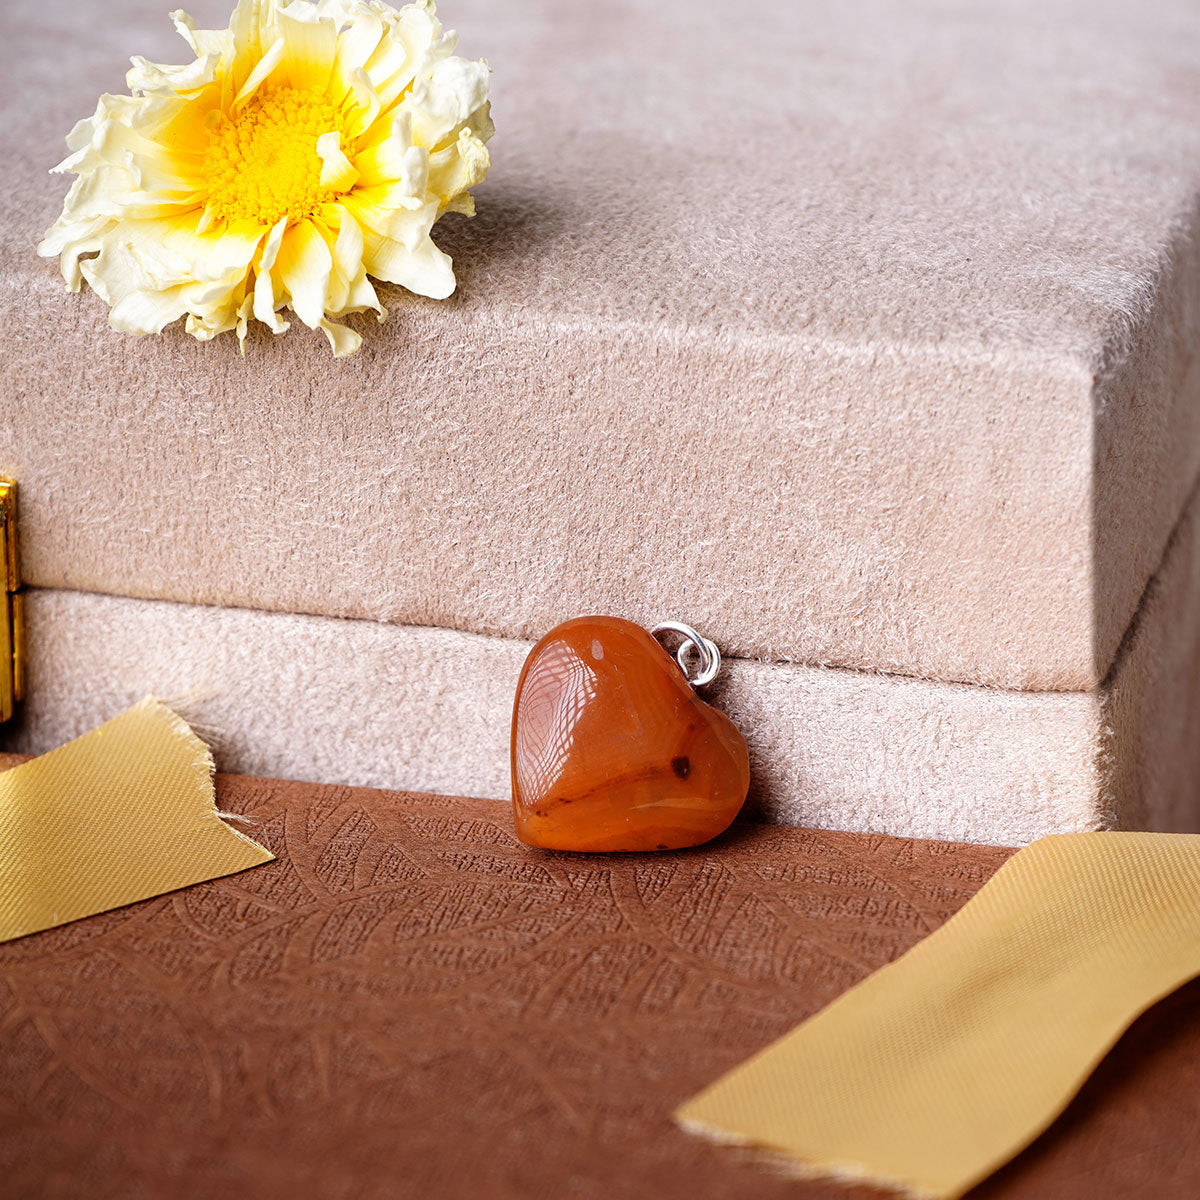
0 479 24 724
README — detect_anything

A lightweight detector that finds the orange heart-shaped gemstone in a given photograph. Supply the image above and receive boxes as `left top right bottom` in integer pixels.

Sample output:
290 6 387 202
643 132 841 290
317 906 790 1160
510 616 750 852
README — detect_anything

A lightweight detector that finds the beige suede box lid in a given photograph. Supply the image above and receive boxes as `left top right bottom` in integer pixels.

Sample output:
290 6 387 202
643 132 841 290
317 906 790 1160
5 0 1200 690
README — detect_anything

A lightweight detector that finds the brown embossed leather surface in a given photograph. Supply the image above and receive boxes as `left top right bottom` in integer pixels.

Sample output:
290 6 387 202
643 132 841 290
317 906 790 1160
1 756 1197 1199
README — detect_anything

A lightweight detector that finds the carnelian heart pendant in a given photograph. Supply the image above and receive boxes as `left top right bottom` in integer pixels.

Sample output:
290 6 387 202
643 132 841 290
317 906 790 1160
510 616 750 852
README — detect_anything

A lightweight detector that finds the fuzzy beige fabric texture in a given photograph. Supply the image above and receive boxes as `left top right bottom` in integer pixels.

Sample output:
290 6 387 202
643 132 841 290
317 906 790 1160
8 475 1200 846
5 0 1200 692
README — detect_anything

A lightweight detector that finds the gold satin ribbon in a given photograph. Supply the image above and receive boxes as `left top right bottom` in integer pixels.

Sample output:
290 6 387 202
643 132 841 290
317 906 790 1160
677 832 1200 1199
0 698 272 942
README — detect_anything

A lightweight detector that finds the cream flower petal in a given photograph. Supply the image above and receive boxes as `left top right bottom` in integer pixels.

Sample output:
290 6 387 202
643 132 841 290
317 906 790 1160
321 207 361 310
228 0 270 88
253 266 291 334
276 8 338 94
171 9 232 58
259 214 288 271
318 205 384 316
332 5 383 68
343 270 382 314
67 119 203 199
341 191 433 247
276 219 334 327
253 216 293 332
361 225 454 298
319 317 362 356
232 34 285 107
354 112 426 189
83 217 262 312
364 2 448 110
400 55 489 148
343 66 382 139
186 278 249 339
127 50 221 95
109 285 193 334
40 0 491 355
329 7 384 101
235 290 256 344
39 201 113 263
343 181 424 224
106 239 255 336
316 131 359 190
427 124 488 212
44 224 109 291
253 271 291 332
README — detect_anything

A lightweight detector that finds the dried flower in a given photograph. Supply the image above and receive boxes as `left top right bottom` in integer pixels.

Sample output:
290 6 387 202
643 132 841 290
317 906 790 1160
39 0 492 356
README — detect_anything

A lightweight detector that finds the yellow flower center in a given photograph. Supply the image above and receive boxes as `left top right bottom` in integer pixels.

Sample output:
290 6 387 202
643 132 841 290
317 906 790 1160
203 88 341 226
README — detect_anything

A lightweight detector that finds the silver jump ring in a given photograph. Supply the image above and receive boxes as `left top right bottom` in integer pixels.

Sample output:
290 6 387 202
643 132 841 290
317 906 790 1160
650 621 722 688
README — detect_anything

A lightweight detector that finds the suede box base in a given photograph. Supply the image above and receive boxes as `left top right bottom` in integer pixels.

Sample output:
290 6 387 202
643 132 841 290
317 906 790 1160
7 475 1200 847
8 0 1200 695
7 0 1200 841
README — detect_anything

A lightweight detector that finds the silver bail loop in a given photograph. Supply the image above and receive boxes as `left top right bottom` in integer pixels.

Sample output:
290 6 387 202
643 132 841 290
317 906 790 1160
651 621 722 688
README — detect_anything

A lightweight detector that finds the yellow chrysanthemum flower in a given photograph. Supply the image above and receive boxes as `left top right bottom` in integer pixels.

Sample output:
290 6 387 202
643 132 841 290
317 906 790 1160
38 0 492 356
